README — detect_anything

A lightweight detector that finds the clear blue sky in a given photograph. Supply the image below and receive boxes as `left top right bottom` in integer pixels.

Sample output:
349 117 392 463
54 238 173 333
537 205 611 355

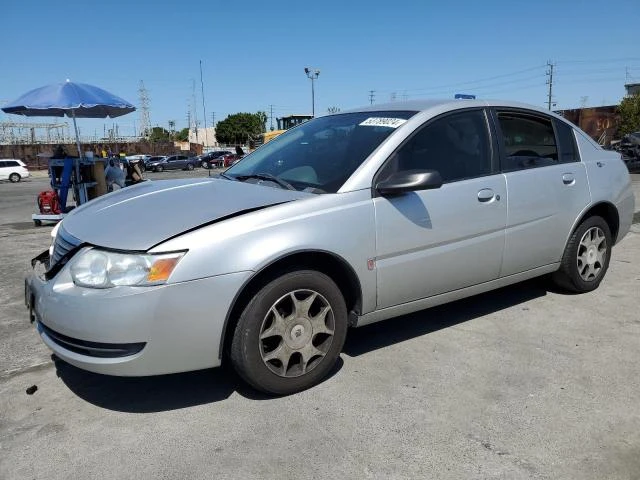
1 0 639 138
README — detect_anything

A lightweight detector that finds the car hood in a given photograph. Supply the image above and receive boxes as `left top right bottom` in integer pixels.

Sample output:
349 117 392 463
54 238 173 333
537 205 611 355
62 178 313 250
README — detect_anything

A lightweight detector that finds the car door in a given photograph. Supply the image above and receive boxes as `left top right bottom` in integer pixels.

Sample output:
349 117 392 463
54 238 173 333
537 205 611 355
0 161 7 180
491 109 591 276
373 108 507 309
165 156 178 170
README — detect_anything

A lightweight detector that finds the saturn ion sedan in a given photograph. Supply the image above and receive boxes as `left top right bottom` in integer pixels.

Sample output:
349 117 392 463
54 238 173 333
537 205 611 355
25 99 635 394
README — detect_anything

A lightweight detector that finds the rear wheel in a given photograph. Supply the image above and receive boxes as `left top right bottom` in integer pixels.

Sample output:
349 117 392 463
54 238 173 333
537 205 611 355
9 173 21 183
551 215 612 293
231 270 347 395
186 163 194 171
156 165 163 172
201 161 209 169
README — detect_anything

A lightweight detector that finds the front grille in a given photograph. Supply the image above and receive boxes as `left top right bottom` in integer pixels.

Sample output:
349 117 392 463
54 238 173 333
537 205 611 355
38 322 146 358
51 225 81 266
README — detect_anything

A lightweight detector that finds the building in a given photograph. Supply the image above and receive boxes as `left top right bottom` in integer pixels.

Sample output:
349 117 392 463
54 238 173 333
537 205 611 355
556 105 619 146
625 83 640 96
188 127 217 147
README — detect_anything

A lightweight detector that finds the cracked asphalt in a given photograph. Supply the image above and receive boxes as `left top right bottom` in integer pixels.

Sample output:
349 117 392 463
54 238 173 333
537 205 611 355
1 171 639 479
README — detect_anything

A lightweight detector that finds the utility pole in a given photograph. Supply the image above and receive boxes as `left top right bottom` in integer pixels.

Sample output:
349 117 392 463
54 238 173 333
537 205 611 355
269 104 275 130
199 60 209 148
368 90 375 105
546 61 555 110
211 112 216 127
186 110 191 142
191 79 199 144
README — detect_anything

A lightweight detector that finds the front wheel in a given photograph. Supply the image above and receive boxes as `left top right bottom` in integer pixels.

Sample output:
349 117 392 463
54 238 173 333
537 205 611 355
201 161 209 169
9 173 21 183
186 163 194 171
231 270 348 395
156 165 163 172
551 215 612 293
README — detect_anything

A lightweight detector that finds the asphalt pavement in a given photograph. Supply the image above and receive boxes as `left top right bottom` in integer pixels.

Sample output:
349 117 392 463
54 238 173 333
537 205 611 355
1 171 639 479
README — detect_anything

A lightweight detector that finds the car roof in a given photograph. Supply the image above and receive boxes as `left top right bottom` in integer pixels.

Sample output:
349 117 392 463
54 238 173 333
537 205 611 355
340 98 563 119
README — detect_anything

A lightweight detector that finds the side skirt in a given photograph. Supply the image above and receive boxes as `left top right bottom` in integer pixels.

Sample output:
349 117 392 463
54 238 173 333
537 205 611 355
355 263 559 327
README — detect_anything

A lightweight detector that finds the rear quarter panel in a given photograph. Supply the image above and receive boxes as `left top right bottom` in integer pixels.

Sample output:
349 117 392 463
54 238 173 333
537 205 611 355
577 131 634 243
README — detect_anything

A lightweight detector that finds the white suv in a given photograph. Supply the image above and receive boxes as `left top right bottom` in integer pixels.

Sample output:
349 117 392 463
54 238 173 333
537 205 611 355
0 159 30 182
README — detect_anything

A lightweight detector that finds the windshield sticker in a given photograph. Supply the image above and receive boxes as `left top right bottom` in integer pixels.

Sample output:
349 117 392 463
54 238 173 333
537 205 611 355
359 117 407 128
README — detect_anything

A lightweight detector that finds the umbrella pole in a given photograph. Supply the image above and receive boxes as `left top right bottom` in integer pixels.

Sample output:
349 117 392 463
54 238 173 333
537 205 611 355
71 109 83 204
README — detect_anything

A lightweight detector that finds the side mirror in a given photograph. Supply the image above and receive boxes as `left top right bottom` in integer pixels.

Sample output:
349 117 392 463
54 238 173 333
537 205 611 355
375 170 443 196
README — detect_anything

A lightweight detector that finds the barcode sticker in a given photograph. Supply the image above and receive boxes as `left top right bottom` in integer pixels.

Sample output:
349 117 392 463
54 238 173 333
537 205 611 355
359 117 407 128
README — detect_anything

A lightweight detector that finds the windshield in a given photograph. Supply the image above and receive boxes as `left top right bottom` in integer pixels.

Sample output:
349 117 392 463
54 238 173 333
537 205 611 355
225 110 417 193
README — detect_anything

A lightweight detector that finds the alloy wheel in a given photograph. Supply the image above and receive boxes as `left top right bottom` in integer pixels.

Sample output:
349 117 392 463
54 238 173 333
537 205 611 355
259 289 335 378
577 226 607 281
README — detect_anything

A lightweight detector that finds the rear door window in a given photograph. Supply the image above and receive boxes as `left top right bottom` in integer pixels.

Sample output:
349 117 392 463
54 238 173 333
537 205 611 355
496 111 558 171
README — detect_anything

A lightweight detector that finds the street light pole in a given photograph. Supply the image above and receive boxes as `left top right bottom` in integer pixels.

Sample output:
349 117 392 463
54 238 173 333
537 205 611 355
304 67 320 117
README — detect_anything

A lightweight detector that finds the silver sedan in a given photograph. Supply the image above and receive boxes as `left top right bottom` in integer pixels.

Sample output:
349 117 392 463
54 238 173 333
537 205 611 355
26 99 635 394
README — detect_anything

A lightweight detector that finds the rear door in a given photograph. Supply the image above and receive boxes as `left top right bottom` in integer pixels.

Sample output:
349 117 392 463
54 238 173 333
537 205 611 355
373 108 507 308
491 109 591 276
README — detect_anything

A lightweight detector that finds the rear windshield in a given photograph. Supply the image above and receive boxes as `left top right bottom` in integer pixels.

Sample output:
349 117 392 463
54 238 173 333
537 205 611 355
226 110 418 193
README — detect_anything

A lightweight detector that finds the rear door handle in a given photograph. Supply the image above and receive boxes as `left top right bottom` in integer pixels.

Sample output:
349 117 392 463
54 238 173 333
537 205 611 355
477 188 495 202
562 173 575 185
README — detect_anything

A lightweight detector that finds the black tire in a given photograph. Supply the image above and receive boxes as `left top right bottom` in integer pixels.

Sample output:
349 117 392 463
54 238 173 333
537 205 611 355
201 161 209 169
230 270 348 395
551 215 612 293
186 163 194 171
34 219 42 226
156 165 163 172
9 173 21 183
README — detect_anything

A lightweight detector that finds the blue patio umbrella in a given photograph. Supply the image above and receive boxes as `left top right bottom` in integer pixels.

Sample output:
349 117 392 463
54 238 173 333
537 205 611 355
2 80 136 159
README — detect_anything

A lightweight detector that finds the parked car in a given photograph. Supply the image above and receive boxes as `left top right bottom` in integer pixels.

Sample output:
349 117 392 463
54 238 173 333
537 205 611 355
199 150 233 169
125 154 151 172
147 154 197 172
220 153 243 168
26 100 635 395
0 158 30 182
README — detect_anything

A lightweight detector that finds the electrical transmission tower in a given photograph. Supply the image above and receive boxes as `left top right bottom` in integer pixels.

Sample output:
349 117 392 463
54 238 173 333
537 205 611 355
368 90 375 105
546 61 555 110
138 81 151 138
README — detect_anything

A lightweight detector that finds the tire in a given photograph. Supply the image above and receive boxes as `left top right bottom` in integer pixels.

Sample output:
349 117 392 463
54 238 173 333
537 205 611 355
9 173 21 183
156 165 163 172
231 270 348 395
34 219 42 226
201 161 209 169
551 215 612 293
187 163 194 171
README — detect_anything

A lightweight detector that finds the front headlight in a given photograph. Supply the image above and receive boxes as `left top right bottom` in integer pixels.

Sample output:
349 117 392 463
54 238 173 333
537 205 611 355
69 248 186 288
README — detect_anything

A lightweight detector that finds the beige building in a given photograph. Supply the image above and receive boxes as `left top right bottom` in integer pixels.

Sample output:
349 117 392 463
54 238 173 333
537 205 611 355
188 127 217 147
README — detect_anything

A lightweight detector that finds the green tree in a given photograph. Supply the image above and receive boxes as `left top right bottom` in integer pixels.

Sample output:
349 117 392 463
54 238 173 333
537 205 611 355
618 93 640 136
174 127 189 142
148 127 172 143
215 112 266 145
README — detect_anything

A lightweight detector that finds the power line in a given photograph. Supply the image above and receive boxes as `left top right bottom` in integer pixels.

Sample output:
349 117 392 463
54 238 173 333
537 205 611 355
378 64 546 94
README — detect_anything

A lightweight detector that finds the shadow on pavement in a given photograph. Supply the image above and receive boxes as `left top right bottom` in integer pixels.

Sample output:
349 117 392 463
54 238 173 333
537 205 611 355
344 278 549 357
54 279 548 412
53 355 344 412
